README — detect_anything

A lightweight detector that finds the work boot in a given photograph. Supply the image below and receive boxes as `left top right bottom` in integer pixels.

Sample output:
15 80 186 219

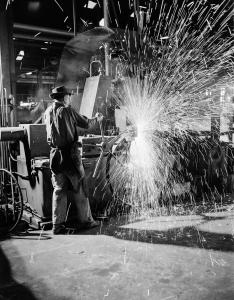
52 224 68 235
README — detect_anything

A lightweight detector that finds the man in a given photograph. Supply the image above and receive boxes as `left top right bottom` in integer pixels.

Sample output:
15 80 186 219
44 85 103 234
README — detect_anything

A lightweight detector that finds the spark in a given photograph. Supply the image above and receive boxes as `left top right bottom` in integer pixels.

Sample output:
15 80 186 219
53 0 63 12
107 0 234 215
38 225 45 240
34 32 41 37
80 18 88 27
103 289 110 297
117 1 121 14
29 252 35 264
96 0 101 8
5 0 14 10
123 247 127 264
206 19 212 31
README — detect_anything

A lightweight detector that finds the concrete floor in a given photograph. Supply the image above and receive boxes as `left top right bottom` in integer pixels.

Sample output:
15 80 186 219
0 209 234 300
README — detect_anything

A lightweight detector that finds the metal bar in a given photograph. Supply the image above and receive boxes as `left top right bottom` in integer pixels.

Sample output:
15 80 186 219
14 40 62 49
16 77 56 84
13 23 74 37
13 33 68 44
134 0 140 30
72 0 77 37
0 127 26 141
4 88 8 125
103 0 109 76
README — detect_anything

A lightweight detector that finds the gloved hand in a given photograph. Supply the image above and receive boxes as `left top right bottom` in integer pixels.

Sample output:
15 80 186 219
95 112 104 122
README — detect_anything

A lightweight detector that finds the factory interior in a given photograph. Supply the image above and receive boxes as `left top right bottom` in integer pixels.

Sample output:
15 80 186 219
0 0 234 299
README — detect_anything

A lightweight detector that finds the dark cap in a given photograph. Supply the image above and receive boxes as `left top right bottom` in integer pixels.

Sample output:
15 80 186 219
50 85 71 99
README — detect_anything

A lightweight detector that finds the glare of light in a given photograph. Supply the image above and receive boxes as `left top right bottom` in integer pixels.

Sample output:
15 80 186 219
99 18 104 26
87 1 97 9
28 1 40 12
41 47 48 50
19 50 24 56
26 72 32 75
16 56 23 61
130 12 134 17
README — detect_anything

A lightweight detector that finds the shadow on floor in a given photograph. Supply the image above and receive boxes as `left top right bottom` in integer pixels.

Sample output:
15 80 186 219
72 214 234 252
0 230 52 242
100 215 234 252
0 245 38 300
0 242 72 300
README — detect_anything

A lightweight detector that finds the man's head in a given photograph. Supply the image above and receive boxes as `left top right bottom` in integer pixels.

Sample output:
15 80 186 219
50 85 71 101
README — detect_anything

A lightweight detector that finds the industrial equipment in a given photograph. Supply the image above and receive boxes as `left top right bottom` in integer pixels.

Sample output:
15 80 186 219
0 168 23 233
0 125 52 230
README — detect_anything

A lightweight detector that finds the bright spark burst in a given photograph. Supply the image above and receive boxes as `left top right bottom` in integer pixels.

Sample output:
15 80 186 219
108 0 234 215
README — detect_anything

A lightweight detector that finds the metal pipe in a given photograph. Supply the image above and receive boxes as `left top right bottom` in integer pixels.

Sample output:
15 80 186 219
72 0 77 37
0 127 26 142
103 0 109 28
14 40 62 49
13 33 68 44
13 23 73 37
134 0 140 31
103 0 110 76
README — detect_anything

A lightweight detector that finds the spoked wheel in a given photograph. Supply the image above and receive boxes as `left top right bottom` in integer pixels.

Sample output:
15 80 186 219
0 168 23 233
105 139 133 215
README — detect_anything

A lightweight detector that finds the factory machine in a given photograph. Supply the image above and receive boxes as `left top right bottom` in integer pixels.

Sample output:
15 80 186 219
0 125 53 229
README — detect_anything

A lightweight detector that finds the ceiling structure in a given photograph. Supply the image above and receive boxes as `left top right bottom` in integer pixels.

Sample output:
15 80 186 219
12 0 139 80
6 0 232 101
10 0 150 101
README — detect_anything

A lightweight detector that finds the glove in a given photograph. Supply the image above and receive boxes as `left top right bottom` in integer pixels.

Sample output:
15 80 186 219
95 112 104 122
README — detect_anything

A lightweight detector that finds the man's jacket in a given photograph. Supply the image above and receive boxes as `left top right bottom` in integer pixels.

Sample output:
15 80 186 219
44 101 98 184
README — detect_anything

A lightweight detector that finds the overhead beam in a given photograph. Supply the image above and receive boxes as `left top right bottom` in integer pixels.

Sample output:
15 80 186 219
13 23 74 37
103 0 109 76
14 40 62 50
72 0 77 36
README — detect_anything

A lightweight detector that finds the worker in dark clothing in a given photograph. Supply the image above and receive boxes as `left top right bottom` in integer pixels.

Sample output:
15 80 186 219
44 85 103 234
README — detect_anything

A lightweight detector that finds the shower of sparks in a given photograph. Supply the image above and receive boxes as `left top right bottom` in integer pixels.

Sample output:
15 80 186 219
107 0 234 215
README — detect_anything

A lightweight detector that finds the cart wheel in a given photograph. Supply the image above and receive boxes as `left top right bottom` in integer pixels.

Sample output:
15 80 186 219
105 139 132 215
0 168 23 233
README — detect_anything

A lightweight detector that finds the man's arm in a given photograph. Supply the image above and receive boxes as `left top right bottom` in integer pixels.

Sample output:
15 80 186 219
69 107 103 129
